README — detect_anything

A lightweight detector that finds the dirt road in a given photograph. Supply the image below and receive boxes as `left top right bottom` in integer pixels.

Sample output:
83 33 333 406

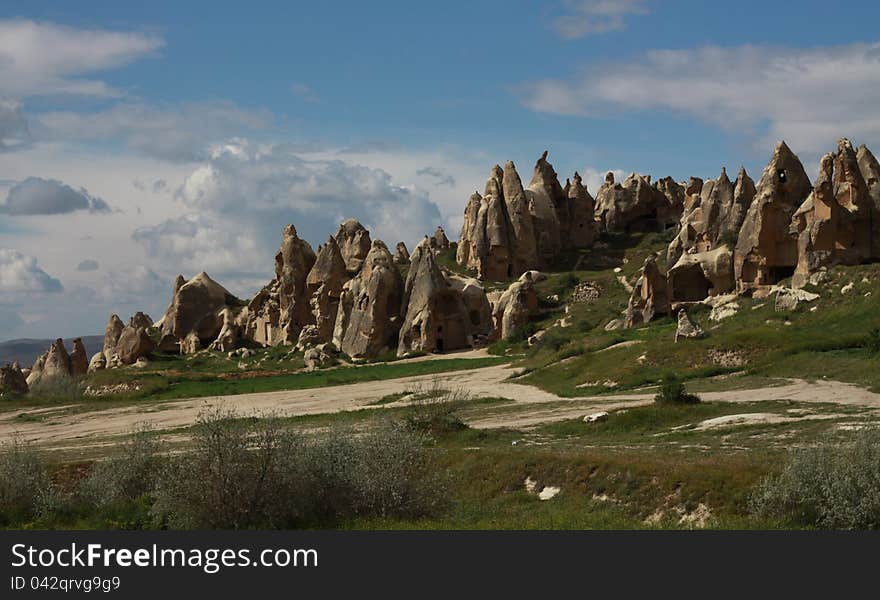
2 361 879 449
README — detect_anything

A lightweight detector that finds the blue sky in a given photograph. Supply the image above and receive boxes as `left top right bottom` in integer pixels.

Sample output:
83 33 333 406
3 0 880 340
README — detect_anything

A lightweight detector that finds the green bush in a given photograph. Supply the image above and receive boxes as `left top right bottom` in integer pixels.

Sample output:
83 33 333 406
150 407 446 529
717 229 739 249
863 328 880 354
404 384 469 435
28 376 83 400
749 429 880 529
0 436 54 524
79 425 162 507
151 408 304 529
653 374 701 405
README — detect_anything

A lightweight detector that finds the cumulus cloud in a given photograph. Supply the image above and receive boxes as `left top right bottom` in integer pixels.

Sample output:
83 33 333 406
549 0 650 39
33 102 271 161
76 259 99 272
98 265 167 306
0 177 110 215
132 140 443 288
0 99 29 151
518 41 880 153
0 18 163 98
416 166 456 187
0 249 62 293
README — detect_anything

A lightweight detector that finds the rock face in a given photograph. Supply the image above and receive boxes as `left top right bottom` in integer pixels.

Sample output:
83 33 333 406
735 142 812 293
42 338 72 380
69 338 89 377
399 240 466 355
674 309 705 342
247 225 315 347
668 168 756 265
856 144 880 260
625 255 671 327
115 325 156 365
102 314 125 364
161 271 245 352
0 363 28 396
334 219 372 273
397 240 492 356
432 226 450 250
393 242 410 264
565 172 597 248
334 240 402 358
791 139 874 287
491 272 539 340
456 152 595 281
595 172 678 233
306 236 349 341
668 246 735 302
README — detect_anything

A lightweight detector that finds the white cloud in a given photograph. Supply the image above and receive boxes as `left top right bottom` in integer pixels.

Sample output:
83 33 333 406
0 249 62 293
519 41 880 153
0 99 29 151
131 140 444 293
0 18 163 98
549 0 650 39
1 177 110 215
33 102 271 161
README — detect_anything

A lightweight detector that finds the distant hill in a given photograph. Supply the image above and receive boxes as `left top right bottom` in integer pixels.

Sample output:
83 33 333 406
0 335 104 367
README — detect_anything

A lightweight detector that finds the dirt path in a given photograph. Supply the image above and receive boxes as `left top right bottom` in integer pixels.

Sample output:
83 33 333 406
3 362 879 449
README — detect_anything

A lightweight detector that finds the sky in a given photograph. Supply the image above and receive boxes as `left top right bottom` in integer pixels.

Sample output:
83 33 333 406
3 0 880 340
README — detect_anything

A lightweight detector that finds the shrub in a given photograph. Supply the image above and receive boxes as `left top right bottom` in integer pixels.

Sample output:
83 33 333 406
79 425 162 507
28 376 83 400
717 229 739 249
863 328 880 354
302 421 445 520
404 384 469 435
0 436 54 524
654 374 701 405
151 408 305 529
151 407 446 529
749 429 880 529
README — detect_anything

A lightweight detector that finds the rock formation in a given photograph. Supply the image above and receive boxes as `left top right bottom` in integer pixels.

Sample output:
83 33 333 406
668 246 735 302
102 314 125 365
432 226 450 250
668 168 756 265
397 240 493 356
333 240 402 358
305 236 349 341
856 144 880 260
69 338 89 377
0 363 28 396
596 172 678 233
115 322 156 365
491 271 540 340
791 139 874 287
565 172 597 248
393 242 410 264
624 254 671 327
735 141 812 293
247 225 316 347
161 271 245 352
334 219 372 273
456 152 595 281
674 309 705 342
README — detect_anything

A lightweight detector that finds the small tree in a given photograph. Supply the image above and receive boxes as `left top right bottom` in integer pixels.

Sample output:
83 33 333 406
654 373 701 405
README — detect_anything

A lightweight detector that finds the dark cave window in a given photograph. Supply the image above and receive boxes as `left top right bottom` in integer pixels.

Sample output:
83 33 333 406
777 169 787 183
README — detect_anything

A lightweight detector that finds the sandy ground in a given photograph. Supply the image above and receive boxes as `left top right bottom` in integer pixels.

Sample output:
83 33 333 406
3 358 880 450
